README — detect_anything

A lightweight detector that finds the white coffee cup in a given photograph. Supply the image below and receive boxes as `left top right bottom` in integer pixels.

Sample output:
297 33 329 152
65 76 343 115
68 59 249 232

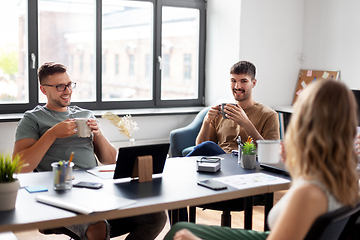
256 140 281 164
75 118 91 138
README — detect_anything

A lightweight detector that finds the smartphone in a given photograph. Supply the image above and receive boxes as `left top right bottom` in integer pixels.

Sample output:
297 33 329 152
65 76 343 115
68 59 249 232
73 181 103 189
197 180 227 190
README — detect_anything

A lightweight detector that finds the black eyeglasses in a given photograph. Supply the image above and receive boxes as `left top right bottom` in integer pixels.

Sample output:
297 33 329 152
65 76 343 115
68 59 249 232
42 82 76 92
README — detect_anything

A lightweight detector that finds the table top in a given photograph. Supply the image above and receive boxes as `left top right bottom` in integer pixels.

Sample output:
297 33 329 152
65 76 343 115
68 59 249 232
0 154 290 233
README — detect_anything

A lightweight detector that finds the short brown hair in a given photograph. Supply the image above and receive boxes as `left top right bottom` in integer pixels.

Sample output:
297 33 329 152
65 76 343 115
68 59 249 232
38 62 67 84
230 61 256 80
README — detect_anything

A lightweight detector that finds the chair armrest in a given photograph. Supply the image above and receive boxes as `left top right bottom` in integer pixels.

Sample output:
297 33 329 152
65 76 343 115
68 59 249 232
169 107 210 157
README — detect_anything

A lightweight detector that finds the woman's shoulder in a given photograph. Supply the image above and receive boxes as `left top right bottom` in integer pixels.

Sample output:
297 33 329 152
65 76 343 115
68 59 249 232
290 179 329 210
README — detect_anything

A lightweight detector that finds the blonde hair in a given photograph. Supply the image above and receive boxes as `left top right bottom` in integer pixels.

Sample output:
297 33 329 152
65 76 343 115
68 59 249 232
285 80 359 206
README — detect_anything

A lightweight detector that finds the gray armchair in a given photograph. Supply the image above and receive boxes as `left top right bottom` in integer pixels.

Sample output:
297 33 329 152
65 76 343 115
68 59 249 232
168 106 272 227
169 107 210 157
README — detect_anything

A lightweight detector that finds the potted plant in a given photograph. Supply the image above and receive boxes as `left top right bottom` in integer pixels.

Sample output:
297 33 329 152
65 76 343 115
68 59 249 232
0 153 23 211
241 138 257 169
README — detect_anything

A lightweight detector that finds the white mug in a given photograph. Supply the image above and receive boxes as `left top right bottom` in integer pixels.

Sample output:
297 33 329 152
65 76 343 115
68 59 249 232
75 118 91 138
256 140 281 164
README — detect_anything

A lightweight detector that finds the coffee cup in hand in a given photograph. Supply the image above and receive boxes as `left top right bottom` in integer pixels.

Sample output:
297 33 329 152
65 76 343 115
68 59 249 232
221 103 236 119
75 118 91 138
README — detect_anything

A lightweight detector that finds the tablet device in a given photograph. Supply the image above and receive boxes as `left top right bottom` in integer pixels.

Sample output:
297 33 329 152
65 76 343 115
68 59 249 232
113 143 170 180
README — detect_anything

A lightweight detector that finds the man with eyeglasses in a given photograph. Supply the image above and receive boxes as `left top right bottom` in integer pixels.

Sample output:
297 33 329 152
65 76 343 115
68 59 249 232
13 62 167 240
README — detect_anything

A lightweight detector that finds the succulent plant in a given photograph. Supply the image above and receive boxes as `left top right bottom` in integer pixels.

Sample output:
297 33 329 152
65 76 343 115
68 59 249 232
242 141 256 155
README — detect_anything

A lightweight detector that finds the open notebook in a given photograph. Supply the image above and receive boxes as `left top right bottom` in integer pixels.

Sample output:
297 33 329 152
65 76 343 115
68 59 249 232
36 188 136 215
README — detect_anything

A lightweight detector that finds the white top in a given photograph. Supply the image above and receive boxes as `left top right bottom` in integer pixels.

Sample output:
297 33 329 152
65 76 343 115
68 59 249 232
267 177 343 230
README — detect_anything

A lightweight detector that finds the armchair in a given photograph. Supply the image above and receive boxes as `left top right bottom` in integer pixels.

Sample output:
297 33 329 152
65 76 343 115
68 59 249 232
169 107 210 157
168 106 279 227
304 202 360 240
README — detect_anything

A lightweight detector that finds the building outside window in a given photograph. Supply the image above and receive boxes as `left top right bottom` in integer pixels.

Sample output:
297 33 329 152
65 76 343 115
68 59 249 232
115 54 119 75
183 53 192 81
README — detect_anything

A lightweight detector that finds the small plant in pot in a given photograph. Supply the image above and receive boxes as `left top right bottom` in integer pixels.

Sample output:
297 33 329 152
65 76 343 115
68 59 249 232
241 138 257 169
0 153 23 211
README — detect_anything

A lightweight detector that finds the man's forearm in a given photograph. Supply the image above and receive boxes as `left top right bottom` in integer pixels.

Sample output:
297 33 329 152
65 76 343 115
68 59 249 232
242 121 264 143
195 121 212 145
14 131 57 173
93 133 117 164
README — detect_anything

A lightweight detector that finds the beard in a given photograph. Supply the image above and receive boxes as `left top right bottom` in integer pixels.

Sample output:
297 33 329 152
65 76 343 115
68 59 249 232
233 88 251 102
49 94 71 108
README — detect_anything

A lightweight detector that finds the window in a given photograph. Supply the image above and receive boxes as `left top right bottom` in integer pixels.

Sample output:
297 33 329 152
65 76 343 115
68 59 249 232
161 6 199 100
115 54 119 75
145 54 150 79
0 0 206 114
183 54 192 81
163 54 170 80
128 54 135 77
38 0 96 103
0 1 28 104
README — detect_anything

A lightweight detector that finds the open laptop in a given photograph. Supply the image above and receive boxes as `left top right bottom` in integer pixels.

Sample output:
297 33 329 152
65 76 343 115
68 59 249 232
113 143 170 180
259 160 290 176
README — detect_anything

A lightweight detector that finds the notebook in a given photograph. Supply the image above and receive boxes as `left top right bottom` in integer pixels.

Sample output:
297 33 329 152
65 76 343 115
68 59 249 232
113 143 170 180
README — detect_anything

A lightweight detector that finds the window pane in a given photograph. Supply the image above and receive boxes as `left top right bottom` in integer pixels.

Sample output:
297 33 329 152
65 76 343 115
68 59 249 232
38 0 96 103
102 0 153 101
0 1 28 104
161 6 199 100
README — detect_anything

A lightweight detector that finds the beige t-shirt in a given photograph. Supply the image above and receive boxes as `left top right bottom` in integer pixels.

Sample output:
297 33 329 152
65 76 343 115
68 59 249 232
209 102 280 153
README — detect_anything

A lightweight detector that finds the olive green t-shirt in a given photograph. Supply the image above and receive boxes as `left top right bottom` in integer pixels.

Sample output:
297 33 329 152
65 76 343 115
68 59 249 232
209 102 280 153
15 105 98 171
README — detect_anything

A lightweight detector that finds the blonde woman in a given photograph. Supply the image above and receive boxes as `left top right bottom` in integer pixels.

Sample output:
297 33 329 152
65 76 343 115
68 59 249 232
164 80 359 240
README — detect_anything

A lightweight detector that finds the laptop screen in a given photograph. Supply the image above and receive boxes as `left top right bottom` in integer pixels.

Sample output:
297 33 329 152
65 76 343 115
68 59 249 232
113 143 170 179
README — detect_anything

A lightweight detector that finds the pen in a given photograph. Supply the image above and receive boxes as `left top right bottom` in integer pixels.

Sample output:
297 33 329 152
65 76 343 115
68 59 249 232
64 152 74 182
99 169 115 172
68 152 74 165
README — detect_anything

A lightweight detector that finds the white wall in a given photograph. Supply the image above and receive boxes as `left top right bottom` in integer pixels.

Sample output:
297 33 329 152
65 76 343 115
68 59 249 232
239 0 304 107
205 0 242 106
301 0 360 90
206 0 304 107
0 114 196 153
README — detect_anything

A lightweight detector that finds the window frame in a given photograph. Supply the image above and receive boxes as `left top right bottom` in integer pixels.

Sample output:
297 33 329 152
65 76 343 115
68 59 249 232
0 0 206 114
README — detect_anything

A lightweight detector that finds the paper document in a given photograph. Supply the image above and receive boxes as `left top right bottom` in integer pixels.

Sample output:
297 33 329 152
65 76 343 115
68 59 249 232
86 164 116 179
36 188 136 215
213 172 290 190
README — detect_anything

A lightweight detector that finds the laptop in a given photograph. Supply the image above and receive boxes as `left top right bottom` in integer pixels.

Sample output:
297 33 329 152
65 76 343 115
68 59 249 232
259 161 290 176
113 143 170 180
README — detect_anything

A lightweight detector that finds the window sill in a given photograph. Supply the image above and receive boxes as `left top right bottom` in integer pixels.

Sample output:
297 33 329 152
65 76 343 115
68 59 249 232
0 106 205 122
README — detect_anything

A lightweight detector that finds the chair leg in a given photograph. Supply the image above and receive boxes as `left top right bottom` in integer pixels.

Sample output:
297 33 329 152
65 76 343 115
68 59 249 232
221 210 231 227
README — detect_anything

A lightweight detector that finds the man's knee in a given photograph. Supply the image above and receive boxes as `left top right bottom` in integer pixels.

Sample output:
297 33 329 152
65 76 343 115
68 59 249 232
86 221 109 240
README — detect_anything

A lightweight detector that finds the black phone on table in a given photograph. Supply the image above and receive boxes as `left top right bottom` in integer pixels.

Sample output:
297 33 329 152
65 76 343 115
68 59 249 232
197 179 227 190
73 181 103 189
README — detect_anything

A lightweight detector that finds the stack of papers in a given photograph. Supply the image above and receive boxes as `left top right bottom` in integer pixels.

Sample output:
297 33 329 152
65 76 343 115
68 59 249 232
213 172 290 190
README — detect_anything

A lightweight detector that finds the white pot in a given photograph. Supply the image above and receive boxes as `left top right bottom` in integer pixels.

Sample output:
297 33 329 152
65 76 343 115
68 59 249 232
0 180 20 211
